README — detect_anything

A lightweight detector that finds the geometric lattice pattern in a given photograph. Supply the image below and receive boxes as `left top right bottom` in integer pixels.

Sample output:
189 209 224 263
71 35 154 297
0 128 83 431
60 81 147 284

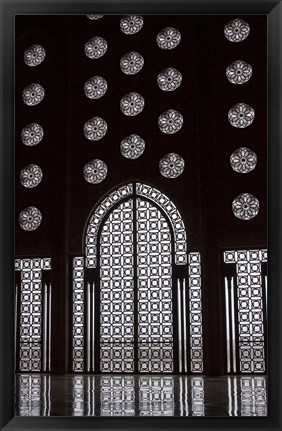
72 376 85 416
137 199 173 372
72 257 85 372
100 376 135 416
15 374 51 416
15 258 51 372
223 249 267 373
15 374 267 417
100 200 135 372
82 184 203 374
136 183 187 265
191 377 205 416
240 376 267 416
139 377 174 416
188 253 204 373
86 182 187 267
85 183 133 268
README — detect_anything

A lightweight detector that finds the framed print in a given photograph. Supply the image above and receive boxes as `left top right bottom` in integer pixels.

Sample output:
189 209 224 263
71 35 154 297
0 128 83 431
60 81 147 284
0 1 281 430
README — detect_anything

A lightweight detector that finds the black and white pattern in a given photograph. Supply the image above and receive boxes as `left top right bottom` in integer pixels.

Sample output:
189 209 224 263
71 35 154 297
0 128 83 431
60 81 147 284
24 44 46 67
84 36 108 59
86 15 103 20
19 206 42 231
120 15 144 35
226 60 252 85
83 117 108 141
232 193 260 220
158 109 183 134
120 51 144 75
159 153 185 179
21 123 44 146
84 76 108 99
20 164 43 188
120 134 145 159
230 147 257 173
83 159 108 184
224 18 250 42
228 103 255 128
22 83 45 106
157 67 182 92
156 27 181 50
120 92 145 116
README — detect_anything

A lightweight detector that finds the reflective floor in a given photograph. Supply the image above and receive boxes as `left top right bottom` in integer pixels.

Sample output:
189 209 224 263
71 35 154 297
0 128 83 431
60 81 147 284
15 374 267 417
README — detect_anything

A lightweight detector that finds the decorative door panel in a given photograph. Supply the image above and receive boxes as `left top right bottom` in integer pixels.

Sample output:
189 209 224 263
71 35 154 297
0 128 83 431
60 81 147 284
100 200 135 372
73 182 204 374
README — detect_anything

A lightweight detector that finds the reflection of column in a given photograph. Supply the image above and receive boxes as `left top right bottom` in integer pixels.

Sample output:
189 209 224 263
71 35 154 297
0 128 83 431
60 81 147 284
16 375 51 416
100 376 135 416
191 377 205 416
73 376 84 416
240 376 267 416
228 376 238 416
139 376 174 416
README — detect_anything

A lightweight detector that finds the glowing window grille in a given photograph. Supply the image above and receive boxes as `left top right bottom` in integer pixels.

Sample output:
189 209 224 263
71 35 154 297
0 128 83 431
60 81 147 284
85 182 187 268
15 258 51 372
188 253 203 373
223 249 267 373
137 198 173 372
72 257 85 372
78 183 203 374
100 200 135 373
85 183 133 268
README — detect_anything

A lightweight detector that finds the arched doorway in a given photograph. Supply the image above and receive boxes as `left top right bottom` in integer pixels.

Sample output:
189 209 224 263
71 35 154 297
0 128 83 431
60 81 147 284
72 183 203 374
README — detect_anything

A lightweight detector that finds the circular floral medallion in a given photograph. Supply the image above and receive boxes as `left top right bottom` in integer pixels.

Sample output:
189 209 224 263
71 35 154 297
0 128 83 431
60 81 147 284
228 103 255 128
19 206 42 231
158 109 183 134
120 15 144 35
156 27 181 50
21 123 44 146
224 18 250 42
83 159 108 184
159 153 185 179
120 51 144 75
83 116 108 141
232 193 259 220
120 134 145 159
84 76 108 99
24 44 46 67
86 14 103 20
157 67 182 92
230 147 257 173
84 36 108 59
20 164 43 188
22 83 45 106
120 92 145 116
226 60 252 85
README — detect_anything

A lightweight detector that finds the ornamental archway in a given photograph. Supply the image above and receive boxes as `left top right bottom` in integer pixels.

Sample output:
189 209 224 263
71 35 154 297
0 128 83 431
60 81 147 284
72 183 203 374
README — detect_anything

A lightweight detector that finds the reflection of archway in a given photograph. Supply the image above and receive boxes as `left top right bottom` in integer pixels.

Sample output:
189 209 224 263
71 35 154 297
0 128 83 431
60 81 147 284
72 183 203 374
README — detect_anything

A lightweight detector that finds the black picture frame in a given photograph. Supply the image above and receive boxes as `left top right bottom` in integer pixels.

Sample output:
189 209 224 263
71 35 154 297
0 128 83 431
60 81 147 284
1 0 281 430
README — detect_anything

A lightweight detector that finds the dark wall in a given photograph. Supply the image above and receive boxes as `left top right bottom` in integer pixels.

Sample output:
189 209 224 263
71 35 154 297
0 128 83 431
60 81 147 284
15 15 267 256
15 15 267 374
